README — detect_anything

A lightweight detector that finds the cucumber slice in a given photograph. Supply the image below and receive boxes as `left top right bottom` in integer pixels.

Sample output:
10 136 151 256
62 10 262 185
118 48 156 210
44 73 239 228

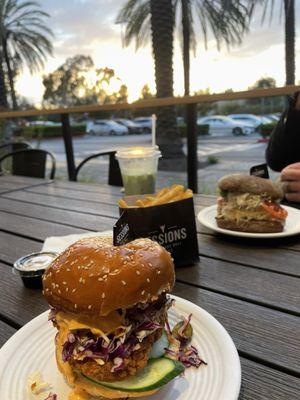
81 357 184 392
149 331 169 359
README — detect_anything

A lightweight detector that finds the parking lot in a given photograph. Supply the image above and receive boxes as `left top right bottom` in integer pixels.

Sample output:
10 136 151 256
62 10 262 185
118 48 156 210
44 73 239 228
35 132 277 194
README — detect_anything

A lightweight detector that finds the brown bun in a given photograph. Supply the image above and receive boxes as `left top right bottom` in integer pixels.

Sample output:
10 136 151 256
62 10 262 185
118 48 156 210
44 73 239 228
43 237 174 316
216 218 284 233
218 174 283 199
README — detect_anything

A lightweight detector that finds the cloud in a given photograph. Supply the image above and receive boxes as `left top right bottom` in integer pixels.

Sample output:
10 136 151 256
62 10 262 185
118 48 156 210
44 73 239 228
38 0 124 59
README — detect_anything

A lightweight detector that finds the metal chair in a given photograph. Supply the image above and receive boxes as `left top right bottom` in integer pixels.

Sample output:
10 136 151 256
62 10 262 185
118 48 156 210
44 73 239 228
75 151 123 186
0 149 56 179
0 141 32 154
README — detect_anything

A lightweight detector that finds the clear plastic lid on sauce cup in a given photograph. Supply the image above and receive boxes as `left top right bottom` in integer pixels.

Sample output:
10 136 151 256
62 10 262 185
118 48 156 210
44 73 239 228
13 252 58 289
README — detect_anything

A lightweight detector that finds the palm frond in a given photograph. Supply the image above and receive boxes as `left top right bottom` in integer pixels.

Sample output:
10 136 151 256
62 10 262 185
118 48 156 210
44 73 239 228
116 0 151 50
0 0 53 74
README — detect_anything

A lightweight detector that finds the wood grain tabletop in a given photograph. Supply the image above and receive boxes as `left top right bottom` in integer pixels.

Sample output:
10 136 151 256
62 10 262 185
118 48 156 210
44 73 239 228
0 175 299 399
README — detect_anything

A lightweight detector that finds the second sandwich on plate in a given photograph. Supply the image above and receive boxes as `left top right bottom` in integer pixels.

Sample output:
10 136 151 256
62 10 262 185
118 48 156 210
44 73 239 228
216 174 288 233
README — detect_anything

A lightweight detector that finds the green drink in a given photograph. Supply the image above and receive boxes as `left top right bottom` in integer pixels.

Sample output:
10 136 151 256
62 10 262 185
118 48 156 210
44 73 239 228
116 147 161 195
122 173 156 195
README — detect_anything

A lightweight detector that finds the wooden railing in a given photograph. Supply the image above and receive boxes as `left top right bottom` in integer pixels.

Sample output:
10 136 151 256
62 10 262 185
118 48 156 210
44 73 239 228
1 85 299 191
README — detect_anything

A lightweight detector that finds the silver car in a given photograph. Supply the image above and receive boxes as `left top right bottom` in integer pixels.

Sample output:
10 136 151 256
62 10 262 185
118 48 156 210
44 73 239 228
133 117 152 133
114 119 144 134
197 116 254 136
86 120 128 136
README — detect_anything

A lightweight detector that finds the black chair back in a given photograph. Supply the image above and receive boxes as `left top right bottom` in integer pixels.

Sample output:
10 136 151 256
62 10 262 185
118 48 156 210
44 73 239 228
0 149 56 179
0 141 31 156
75 151 123 186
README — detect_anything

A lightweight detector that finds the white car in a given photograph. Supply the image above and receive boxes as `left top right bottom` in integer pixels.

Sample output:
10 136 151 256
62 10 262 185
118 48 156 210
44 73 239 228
133 117 152 133
228 114 270 128
86 120 128 136
114 119 144 134
197 116 254 136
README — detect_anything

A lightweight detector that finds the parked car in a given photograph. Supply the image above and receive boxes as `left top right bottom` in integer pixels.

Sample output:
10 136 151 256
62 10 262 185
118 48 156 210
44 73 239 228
114 119 144 134
228 114 270 129
133 117 152 133
262 114 280 123
29 120 61 126
86 120 128 136
197 115 254 136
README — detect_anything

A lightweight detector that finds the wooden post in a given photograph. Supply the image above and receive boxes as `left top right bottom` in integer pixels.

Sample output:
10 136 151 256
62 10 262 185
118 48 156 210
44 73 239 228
186 103 198 193
61 113 76 181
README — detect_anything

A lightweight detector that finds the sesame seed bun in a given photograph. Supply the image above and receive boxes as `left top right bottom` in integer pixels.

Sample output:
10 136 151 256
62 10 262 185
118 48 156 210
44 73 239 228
43 237 175 316
218 174 283 199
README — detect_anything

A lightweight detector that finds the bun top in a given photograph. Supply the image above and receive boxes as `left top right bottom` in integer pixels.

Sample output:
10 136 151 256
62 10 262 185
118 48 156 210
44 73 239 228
43 237 174 317
218 174 283 199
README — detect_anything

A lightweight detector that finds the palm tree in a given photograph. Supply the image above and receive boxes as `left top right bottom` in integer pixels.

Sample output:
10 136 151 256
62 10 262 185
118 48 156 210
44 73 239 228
0 0 53 109
284 0 295 85
116 1 255 161
117 1 255 96
259 0 296 85
117 0 182 160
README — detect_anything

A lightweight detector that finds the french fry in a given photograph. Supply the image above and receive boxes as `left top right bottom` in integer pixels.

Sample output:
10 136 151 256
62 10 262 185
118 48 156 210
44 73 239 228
136 199 147 207
118 185 193 208
151 185 184 205
183 189 193 199
118 199 128 208
156 188 168 198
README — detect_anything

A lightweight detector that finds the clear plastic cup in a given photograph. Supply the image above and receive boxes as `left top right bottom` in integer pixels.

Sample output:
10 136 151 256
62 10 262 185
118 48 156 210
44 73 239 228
116 147 161 195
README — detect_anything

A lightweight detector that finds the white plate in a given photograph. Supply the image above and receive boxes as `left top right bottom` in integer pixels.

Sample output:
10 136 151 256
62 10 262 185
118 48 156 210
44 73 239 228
198 204 300 238
0 295 241 400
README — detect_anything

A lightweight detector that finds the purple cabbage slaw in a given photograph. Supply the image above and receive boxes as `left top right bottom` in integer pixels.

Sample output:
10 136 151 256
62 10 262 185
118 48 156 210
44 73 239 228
53 297 206 372
44 393 57 400
165 314 207 368
56 295 171 373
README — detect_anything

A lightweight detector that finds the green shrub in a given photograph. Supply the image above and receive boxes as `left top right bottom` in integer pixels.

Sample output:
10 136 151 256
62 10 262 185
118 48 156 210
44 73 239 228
207 155 219 164
259 122 277 138
178 123 209 137
13 124 86 140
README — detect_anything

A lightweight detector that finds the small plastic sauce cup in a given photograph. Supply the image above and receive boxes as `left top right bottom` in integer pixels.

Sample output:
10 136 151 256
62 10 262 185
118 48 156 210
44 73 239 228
13 252 58 289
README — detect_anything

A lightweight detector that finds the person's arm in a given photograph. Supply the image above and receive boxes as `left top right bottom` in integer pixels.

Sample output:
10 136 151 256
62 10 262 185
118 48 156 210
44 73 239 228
266 93 300 171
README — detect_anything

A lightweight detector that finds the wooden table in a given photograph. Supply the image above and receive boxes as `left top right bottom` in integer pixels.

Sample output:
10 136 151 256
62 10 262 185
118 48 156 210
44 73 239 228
0 175 299 399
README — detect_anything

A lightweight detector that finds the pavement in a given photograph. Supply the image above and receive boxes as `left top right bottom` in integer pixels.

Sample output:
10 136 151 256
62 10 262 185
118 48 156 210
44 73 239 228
34 133 279 195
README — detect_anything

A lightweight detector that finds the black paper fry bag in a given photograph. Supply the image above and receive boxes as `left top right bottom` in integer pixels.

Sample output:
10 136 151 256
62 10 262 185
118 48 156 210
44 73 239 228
113 196 199 267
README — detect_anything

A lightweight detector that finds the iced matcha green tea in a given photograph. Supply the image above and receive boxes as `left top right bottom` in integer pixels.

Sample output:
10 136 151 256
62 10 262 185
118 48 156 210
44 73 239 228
116 147 161 195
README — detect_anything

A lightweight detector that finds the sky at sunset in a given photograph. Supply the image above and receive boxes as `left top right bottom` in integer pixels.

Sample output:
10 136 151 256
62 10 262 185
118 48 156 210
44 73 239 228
15 0 300 105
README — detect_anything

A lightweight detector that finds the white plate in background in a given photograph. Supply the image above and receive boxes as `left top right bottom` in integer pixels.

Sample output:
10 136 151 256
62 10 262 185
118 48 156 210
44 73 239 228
198 204 300 238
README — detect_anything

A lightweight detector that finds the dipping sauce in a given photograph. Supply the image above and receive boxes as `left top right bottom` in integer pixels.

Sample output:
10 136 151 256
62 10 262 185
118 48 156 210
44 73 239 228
14 252 57 289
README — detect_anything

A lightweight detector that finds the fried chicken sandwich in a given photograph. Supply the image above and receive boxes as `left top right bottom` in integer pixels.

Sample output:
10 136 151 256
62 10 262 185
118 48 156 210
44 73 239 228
43 237 183 399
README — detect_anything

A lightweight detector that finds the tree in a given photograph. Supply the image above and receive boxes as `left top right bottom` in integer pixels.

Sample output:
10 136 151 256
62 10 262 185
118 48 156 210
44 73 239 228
117 1 255 96
140 84 154 100
43 55 127 108
250 77 276 89
248 76 278 112
259 0 296 85
116 1 256 162
117 0 183 160
0 0 53 109
43 55 95 107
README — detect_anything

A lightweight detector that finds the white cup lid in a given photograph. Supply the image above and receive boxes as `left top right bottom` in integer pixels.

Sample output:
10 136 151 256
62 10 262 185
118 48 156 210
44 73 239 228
116 146 161 159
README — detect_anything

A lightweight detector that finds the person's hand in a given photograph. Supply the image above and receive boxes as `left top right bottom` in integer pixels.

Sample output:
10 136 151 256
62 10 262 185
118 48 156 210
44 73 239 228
281 163 300 202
